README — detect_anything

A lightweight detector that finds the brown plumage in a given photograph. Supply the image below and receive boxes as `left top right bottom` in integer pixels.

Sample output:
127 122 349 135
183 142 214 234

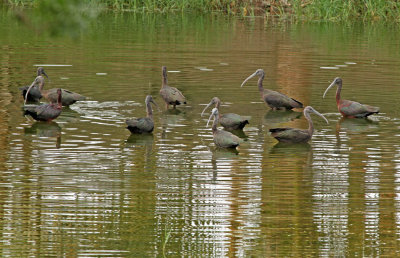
323 77 379 118
269 106 328 143
207 108 242 149
159 66 186 109
30 76 86 106
241 69 303 110
126 95 158 134
201 97 250 130
19 67 49 102
24 88 63 122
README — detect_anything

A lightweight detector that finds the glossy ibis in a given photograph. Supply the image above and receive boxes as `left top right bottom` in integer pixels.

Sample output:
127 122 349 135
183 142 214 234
207 108 242 149
159 66 186 109
126 95 159 134
27 75 85 106
201 97 250 130
241 69 303 110
323 77 379 118
24 88 62 121
19 67 48 102
269 106 328 143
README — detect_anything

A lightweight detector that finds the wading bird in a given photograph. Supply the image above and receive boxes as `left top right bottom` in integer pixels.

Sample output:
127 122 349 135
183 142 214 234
126 95 159 134
201 97 250 130
19 67 49 102
23 88 62 121
269 106 328 143
159 66 186 109
241 69 303 110
207 108 242 149
323 77 379 118
27 76 86 106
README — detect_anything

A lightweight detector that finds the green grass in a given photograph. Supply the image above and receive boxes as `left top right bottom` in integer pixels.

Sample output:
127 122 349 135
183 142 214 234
3 0 400 22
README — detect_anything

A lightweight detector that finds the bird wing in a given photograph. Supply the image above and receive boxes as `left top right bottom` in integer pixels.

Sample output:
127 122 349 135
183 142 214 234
269 128 309 142
340 100 379 117
220 113 250 128
215 130 242 148
161 86 186 103
264 91 303 109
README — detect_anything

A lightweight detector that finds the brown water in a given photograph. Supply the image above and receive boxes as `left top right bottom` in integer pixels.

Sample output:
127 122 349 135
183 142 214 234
1 9 400 257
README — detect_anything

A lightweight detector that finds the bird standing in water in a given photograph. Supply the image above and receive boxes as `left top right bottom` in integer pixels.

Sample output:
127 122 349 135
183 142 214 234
241 69 303 110
201 97 249 130
159 66 186 109
269 106 328 143
207 108 242 149
126 95 159 134
23 88 63 122
19 67 49 102
25 76 85 106
323 77 379 118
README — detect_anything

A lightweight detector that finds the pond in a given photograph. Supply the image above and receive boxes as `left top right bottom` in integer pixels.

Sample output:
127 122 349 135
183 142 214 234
1 8 400 257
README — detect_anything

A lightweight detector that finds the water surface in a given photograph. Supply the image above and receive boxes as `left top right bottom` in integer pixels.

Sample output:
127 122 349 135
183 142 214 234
1 9 400 257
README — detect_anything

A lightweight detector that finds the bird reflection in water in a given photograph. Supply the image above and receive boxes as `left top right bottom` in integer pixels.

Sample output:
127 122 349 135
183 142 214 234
264 109 302 125
24 121 62 148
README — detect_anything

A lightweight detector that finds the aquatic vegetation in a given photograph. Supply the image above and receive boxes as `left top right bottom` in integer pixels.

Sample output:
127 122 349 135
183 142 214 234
3 0 400 21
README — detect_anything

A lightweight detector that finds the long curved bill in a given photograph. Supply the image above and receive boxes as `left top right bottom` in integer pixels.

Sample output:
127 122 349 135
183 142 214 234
151 100 161 112
240 71 258 87
312 108 329 124
323 79 337 98
24 80 37 105
206 112 215 128
42 71 50 82
201 102 213 117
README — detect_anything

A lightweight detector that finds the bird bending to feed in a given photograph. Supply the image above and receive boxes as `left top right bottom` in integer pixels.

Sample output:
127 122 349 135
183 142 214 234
207 107 242 149
23 88 63 121
126 95 159 134
269 106 328 143
19 67 49 102
323 77 379 118
26 76 86 106
241 69 303 110
159 66 186 109
201 97 250 130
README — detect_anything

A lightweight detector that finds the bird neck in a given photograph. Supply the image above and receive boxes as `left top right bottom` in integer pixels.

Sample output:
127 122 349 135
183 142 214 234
305 111 314 136
212 115 218 133
258 75 265 95
146 101 153 119
162 70 168 88
215 100 221 109
57 92 62 108
335 82 342 105
39 80 45 91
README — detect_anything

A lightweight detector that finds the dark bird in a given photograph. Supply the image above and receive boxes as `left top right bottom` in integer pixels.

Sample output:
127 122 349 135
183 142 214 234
19 67 49 102
23 88 63 121
323 77 379 118
201 97 250 130
207 107 242 149
126 95 159 134
241 69 303 110
159 66 186 109
28 76 86 106
269 106 328 143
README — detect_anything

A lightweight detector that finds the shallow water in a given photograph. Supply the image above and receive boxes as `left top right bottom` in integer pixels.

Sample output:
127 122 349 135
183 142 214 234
1 9 400 257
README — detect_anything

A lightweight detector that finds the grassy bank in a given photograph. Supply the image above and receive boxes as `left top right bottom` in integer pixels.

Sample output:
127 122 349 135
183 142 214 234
3 0 400 22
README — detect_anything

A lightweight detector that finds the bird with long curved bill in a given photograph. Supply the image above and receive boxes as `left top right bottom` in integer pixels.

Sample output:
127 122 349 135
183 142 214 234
19 67 49 102
269 106 328 143
207 108 242 149
241 69 303 110
201 97 250 130
323 77 379 118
